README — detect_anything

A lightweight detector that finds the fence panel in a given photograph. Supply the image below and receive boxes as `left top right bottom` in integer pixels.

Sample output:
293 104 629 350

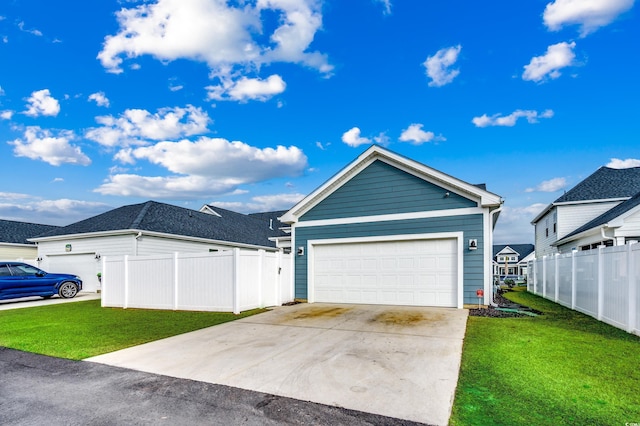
102 249 292 313
574 251 598 317
532 244 640 336
601 246 629 329
176 252 234 311
557 254 573 307
127 254 175 310
101 256 125 307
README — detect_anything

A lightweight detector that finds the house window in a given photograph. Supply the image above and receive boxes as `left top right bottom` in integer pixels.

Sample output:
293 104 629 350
553 223 557 233
546 228 549 237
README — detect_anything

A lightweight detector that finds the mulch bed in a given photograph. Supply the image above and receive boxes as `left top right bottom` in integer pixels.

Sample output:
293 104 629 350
468 292 543 318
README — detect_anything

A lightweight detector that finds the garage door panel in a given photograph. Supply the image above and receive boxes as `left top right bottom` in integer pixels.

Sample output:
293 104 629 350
313 238 457 307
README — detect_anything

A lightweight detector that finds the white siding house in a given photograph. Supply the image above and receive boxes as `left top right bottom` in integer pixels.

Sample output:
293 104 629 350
30 201 284 293
532 167 640 257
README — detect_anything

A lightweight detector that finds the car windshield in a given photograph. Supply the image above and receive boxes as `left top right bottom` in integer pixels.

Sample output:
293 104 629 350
8 264 44 276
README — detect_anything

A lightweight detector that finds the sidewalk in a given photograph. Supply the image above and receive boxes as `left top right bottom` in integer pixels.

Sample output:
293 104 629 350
0 292 101 311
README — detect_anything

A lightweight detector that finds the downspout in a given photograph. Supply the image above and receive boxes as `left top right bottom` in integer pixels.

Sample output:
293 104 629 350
134 231 143 256
601 227 615 245
489 206 503 307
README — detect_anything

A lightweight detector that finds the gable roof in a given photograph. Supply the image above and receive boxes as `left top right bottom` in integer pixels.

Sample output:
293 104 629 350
493 244 535 259
0 219 60 245
31 201 279 249
281 145 502 223
554 191 640 246
532 166 640 224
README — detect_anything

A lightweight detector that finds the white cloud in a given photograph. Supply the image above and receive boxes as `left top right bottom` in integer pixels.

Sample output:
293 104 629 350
316 141 330 150
0 86 4 95
98 0 331 100
525 177 567 193
214 193 306 213
607 158 640 169
23 89 60 117
472 109 554 127
423 45 462 87
543 0 634 37
341 127 371 147
98 138 307 198
17 21 43 37
0 197 111 226
88 92 110 107
9 126 91 166
207 74 286 102
493 203 546 244
399 123 445 145
522 42 576 83
85 105 211 147
375 0 392 15
1 110 13 120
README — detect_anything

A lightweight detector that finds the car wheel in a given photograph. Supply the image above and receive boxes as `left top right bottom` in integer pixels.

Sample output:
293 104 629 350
59 282 79 299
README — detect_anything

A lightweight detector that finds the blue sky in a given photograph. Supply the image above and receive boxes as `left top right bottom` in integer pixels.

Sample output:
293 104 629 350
0 0 638 244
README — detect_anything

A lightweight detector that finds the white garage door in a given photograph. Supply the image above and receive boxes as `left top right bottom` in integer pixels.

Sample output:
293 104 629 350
313 238 457 307
44 254 100 292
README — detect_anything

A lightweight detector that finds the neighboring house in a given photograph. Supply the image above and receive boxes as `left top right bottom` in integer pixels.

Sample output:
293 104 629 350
0 219 59 261
492 244 535 278
532 166 640 257
280 145 503 308
30 201 282 292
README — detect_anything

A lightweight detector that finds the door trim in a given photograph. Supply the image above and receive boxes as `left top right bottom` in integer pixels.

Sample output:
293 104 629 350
307 232 464 308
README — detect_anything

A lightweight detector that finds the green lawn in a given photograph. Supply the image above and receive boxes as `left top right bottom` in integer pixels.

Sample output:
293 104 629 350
0 299 265 360
450 289 640 426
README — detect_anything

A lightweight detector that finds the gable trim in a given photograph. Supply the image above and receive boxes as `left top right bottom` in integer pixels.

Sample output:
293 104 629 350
281 145 501 223
293 206 484 228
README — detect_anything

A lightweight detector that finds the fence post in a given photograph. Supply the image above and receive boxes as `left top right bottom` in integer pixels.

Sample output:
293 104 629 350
597 246 604 321
276 250 283 306
233 248 240 314
554 253 559 302
257 249 264 308
173 252 179 311
101 257 106 308
571 250 576 310
542 256 547 299
124 255 129 309
628 244 636 333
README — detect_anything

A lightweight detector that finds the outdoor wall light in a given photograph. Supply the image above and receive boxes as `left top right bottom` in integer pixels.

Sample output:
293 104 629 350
95 253 101 260
468 239 478 250
297 246 304 256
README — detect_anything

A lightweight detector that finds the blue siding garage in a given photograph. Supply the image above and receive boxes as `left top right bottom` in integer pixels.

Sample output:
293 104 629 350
281 146 502 308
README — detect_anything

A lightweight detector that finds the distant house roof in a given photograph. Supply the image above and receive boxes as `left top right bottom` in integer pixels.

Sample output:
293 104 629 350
532 166 640 224
247 210 290 237
0 219 60 245
554 167 640 203
32 201 280 249
493 244 535 260
555 191 640 245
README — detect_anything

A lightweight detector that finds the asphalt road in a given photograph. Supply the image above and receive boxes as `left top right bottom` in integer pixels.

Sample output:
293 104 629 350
0 347 427 426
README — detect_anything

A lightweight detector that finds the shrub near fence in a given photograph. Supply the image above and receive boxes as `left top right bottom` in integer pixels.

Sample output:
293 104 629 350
101 249 293 314
529 243 640 335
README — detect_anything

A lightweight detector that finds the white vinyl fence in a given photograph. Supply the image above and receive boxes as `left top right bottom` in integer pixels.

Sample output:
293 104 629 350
101 249 293 314
528 243 640 335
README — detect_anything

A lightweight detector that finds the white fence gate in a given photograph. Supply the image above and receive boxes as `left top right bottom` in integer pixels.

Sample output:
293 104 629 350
101 249 293 314
528 243 640 335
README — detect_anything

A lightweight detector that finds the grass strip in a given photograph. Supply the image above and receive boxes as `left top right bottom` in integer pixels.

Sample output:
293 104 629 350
0 299 266 360
451 289 640 426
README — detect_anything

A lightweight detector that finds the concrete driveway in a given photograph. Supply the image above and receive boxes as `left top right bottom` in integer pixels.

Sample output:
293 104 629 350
87 303 468 426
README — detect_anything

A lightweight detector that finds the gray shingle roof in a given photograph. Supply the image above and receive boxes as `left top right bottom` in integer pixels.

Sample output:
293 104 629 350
0 219 60 244
557 191 640 243
34 201 280 248
493 244 535 259
554 166 640 203
247 210 289 237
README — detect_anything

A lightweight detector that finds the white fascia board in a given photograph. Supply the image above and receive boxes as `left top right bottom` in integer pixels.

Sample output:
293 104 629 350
531 203 554 225
0 242 36 247
607 204 640 227
29 229 278 251
496 246 519 256
554 197 629 207
553 227 601 247
281 145 501 223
